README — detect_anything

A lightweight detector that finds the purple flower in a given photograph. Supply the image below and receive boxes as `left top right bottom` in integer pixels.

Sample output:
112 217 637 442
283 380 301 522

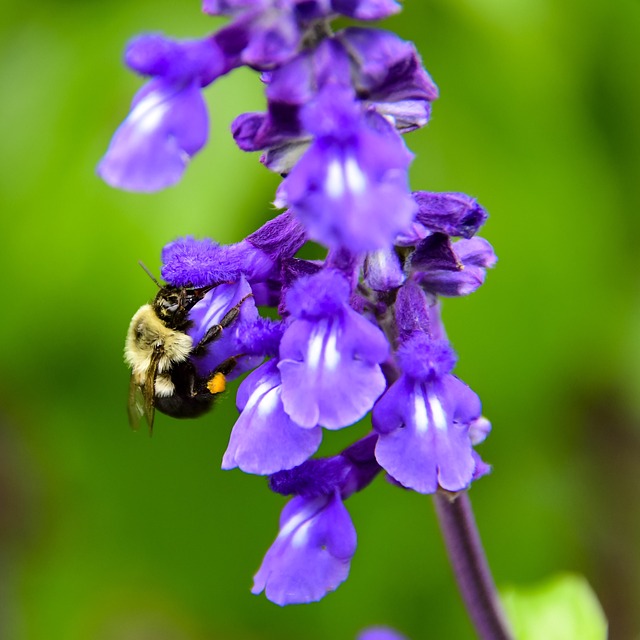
278 269 389 429
232 38 352 172
252 489 357 605
214 4 301 70
363 246 405 292
358 628 410 640
412 236 497 297
254 435 380 605
332 0 401 20
204 0 401 22
98 35 227 192
340 28 438 132
276 86 416 251
373 334 484 494
187 276 263 379
413 191 488 239
222 360 322 474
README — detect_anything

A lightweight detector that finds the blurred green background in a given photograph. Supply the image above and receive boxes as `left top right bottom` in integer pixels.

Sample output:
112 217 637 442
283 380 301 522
1 0 639 638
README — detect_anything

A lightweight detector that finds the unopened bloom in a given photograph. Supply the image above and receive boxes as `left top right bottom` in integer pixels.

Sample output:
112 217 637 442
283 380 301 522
411 235 497 297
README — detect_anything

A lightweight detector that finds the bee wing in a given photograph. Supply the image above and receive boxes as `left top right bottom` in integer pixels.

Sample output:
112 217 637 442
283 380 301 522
127 375 148 432
127 351 161 435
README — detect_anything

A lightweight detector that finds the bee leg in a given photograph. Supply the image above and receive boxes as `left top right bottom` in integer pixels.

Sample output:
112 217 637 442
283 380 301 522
192 293 254 356
215 355 242 377
194 356 244 397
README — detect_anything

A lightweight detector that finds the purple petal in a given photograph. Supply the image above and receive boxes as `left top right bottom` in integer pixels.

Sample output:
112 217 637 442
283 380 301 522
245 211 307 263
285 269 350 319
222 361 322 474
413 191 488 239
394 281 433 339
279 311 388 429
161 236 241 287
332 0 401 20
252 491 356 605
277 100 416 252
364 247 405 291
249 10 301 68
410 233 462 272
454 237 497 268
98 78 208 192
125 35 226 85
358 628 410 640
341 28 438 103
373 377 476 494
469 416 491 445
187 277 261 379
202 0 265 16
415 237 496 297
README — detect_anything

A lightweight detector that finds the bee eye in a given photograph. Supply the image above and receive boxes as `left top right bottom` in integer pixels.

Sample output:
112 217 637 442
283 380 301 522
160 295 180 313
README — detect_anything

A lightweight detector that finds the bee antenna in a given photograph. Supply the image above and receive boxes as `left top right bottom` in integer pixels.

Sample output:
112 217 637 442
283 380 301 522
138 261 162 288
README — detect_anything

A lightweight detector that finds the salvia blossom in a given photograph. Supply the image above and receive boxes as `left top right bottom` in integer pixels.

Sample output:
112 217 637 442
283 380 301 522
357 628 410 640
104 0 496 608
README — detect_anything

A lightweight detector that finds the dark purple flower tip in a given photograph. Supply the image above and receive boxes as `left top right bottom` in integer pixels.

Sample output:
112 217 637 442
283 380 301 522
231 112 269 151
161 236 240 287
415 237 497 297
269 457 351 498
270 434 381 500
252 490 357 605
97 78 208 192
277 103 416 252
396 333 457 381
125 34 225 86
243 11 301 69
245 211 307 263
285 269 351 319
394 280 432 338
413 191 489 239
202 0 264 16
214 5 302 70
372 374 481 494
279 258 323 298
187 277 263 379
358 627 410 640
340 434 383 497
410 233 463 273
222 360 323 475
333 0 401 20
340 28 438 126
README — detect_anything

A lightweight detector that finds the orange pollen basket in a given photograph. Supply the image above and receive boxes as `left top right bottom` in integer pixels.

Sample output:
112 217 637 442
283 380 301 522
207 372 226 395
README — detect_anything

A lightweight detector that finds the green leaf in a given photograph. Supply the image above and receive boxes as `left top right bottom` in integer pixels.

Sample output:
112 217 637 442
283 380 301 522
501 574 607 640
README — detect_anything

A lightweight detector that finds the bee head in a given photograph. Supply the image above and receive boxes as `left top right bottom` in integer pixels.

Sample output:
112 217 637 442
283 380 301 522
153 285 213 329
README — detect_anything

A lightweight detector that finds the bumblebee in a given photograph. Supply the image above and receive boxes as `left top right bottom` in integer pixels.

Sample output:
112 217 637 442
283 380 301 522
125 276 249 433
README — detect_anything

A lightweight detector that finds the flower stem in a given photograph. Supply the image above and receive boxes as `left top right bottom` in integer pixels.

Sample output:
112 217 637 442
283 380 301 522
434 491 514 640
